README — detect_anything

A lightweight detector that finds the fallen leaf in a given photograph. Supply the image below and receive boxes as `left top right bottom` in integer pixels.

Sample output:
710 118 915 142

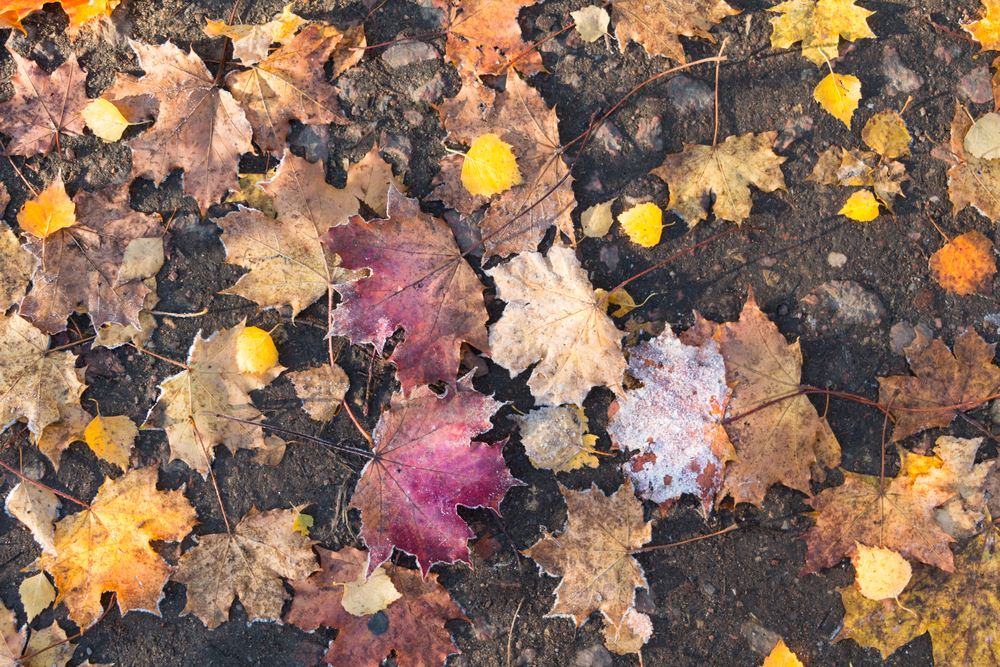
224 170 278 218
172 506 317 628
105 40 253 214
524 480 651 632
813 72 862 128
292 512 314 537
350 376 520 577
768 0 876 68
603 606 652 655
581 199 616 237
512 405 600 473
486 244 626 407
572 6 610 42
929 230 996 296
835 584 925 659
80 98 131 142
325 185 490 394
142 320 286 476
286 547 468 666
651 132 786 226
612 0 739 63
5 481 60 555
0 184 35 311
761 639 804 667
0 601 25 665
94 278 159 350
289 364 349 421
18 573 55 622
0 51 88 156
35 403 91 470
33 466 197 627
235 326 279 375
596 287 650 317
204 4 304 65
964 0 1000 51
807 146 909 211
430 0 543 79
340 563 401 617
853 544 912 601
608 327 736 518
839 190 881 221
20 620 74 667
862 110 911 159
962 111 1000 158
16 175 77 239
83 414 138 470
461 133 523 197
941 100 1000 222
618 202 664 247
877 330 1000 442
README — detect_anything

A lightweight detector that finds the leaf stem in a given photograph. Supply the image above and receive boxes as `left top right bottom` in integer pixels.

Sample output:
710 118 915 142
629 523 737 554
128 341 189 370
206 413 375 458
0 457 90 509
341 398 374 445
189 417 232 535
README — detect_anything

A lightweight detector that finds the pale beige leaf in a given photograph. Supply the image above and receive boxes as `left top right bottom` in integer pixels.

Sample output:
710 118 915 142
341 565 401 617
572 6 610 42
18 573 55 622
581 199 616 237
5 482 60 555
853 544 911 601
22 620 73 667
289 365 349 421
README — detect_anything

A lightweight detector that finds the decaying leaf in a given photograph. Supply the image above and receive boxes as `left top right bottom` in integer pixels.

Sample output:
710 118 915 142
835 584 925 659
350 376 520 577
430 0 543 79
524 480 651 632
325 185 490 394
19 572 55 622
487 244 626 407
929 230 996 296
33 466 197 627
286 547 468 667
603 606 653 655
768 0 876 67
5 481 60 555
813 72 862 128
94 278 159 350
941 100 1000 222
581 198 616 237
204 4 303 65
611 0 739 63
289 364 349 421
964 0 1000 51
878 330 1000 442
0 184 35 311
651 132 786 226
608 327 736 518
862 110 911 159
853 544 912 601
461 133 523 197
172 506 317 628
83 414 138 470
807 146 909 211
20 620 74 667
512 405 600 473
572 6 610 43
142 320 286 476
618 202 664 247
839 190 881 221
35 404 91 470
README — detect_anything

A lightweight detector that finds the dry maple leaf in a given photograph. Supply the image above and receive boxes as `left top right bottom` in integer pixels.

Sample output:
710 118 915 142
0 601 74 667
929 230 996 296
435 71 575 257
524 480 651 632
5 481 59 555
651 132 786 226
351 375 520 577
105 40 253 214
768 0 876 68
486 244 626 407
172 506 318 628
612 0 739 63
0 50 88 156
217 149 394 316
0 313 86 439
32 466 197 627
19 182 164 335
204 4 304 66
286 547 468 667
681 291 841 507
0 184 35 311
0 0 119 32
324 185 490 394
607 326 736 519
938 100 1000 223
226 24 362 154
877 330 1000 442
964 0 1000 51
142 319 285 476
428 0 543 79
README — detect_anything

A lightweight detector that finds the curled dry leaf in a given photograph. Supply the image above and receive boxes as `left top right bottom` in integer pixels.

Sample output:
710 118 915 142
289 364 349 422
5 481 60 555
929 230 996 296
512 405 600 473
768 0 876 68
612 0 739 63
807 146 909 211
487 244 626 407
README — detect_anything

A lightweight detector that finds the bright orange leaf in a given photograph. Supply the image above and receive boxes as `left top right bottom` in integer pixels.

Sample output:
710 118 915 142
16 176 76 239
929 230 996 296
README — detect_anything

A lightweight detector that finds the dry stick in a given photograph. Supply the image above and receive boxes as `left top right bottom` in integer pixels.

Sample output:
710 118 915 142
190 417 232 534
207 412 375 458
921 15 977 44
629 523 738 554
148 308 210 317
0 457 89 508
16 592 118 663
506 597 525 667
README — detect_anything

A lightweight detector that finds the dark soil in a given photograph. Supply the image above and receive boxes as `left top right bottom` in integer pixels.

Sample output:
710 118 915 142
1 0 997 666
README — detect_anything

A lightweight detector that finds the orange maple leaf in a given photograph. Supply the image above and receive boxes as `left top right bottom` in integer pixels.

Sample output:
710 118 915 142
928 230 996 296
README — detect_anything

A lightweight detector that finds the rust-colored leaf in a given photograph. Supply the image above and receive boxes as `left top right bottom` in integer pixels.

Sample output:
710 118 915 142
929 230 996 296
612 0 739 63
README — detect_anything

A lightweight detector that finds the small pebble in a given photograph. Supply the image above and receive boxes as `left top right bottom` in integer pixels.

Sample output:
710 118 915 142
827 252 847 268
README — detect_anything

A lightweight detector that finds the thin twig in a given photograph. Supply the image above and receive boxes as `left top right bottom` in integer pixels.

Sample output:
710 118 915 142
629 524 738 554
506 597 525 667
190 417 232 534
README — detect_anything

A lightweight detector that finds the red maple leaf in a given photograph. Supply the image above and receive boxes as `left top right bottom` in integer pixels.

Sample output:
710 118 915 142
324 184 490 394
350 375 522 577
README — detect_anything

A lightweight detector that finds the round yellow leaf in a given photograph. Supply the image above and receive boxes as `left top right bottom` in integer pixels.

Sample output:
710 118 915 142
17 177 76 239
236 326 280 375
84 414 139 470
814 73 862 128
461 133 523 197
341 564 402 617
862 110 911 159
81 99 131 142
839 190 881 221
618 202 663 247
854 543 912 601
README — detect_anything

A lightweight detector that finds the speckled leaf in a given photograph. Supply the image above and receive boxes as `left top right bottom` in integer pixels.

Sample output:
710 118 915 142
430 0 543 78
612 0 739 63
5 482 60 555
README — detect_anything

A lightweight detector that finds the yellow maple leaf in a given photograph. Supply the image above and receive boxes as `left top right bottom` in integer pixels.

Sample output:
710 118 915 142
461 133 523 197
813 72 862 128
618 202 664 246
839 190 880 221
769 0 875 67
17 176 76 239
964 0 1000 51
853 543 912 601
83 413 138 470
762 639 804 667
80 99 131 142
236 326 279 375
929 230 996 296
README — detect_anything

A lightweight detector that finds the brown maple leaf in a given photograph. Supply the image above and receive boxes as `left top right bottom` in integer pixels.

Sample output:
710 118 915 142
324 185 490 394
32 466 197 627
435 71 574 257
524 480 651 632
105 40 253 214
226 24 363 155
877 331 1000 442
612 0 740 63
0 50 88 156
19 182 164 335
428 0 543 80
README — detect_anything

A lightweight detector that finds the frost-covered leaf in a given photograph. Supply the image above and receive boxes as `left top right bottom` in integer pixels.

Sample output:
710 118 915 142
512 405 600 473
5 481 60 555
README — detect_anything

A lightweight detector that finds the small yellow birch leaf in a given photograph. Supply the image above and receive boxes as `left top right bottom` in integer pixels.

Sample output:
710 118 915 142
84 414 138 470
236 326 279 375
618 202 663 247
461 134 523 197
19 573 55 622
813 72 862 128
81 99 131 142
761 639 804 667
572 6 611 42
862 110 911 159
839 190 880 221
17 177 76 239
853 543 912 601
581 198 616 237
292 512 313 536
341 564 403 617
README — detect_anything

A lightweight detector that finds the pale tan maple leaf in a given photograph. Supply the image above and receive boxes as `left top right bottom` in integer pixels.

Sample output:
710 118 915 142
5 481 60 555
612 0 740 63
172 506 318 629
486 244 626 407
512 405 600 474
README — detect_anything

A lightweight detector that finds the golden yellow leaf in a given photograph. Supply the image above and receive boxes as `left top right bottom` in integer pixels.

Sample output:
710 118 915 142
762 639 804 667
17 176 76 239
80 99 131 142
18 573 55 622
292 512 314 536
581 198 616 237
618 202 663 246
964 0 1000 51
929 230 996 296
83 414 138 470
769 0 875 67
236 326 279 375
813 72 862 128
862 110 911 158
341 564 402 617
461 133 523 197
853 543 912 601
839 190 881 221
